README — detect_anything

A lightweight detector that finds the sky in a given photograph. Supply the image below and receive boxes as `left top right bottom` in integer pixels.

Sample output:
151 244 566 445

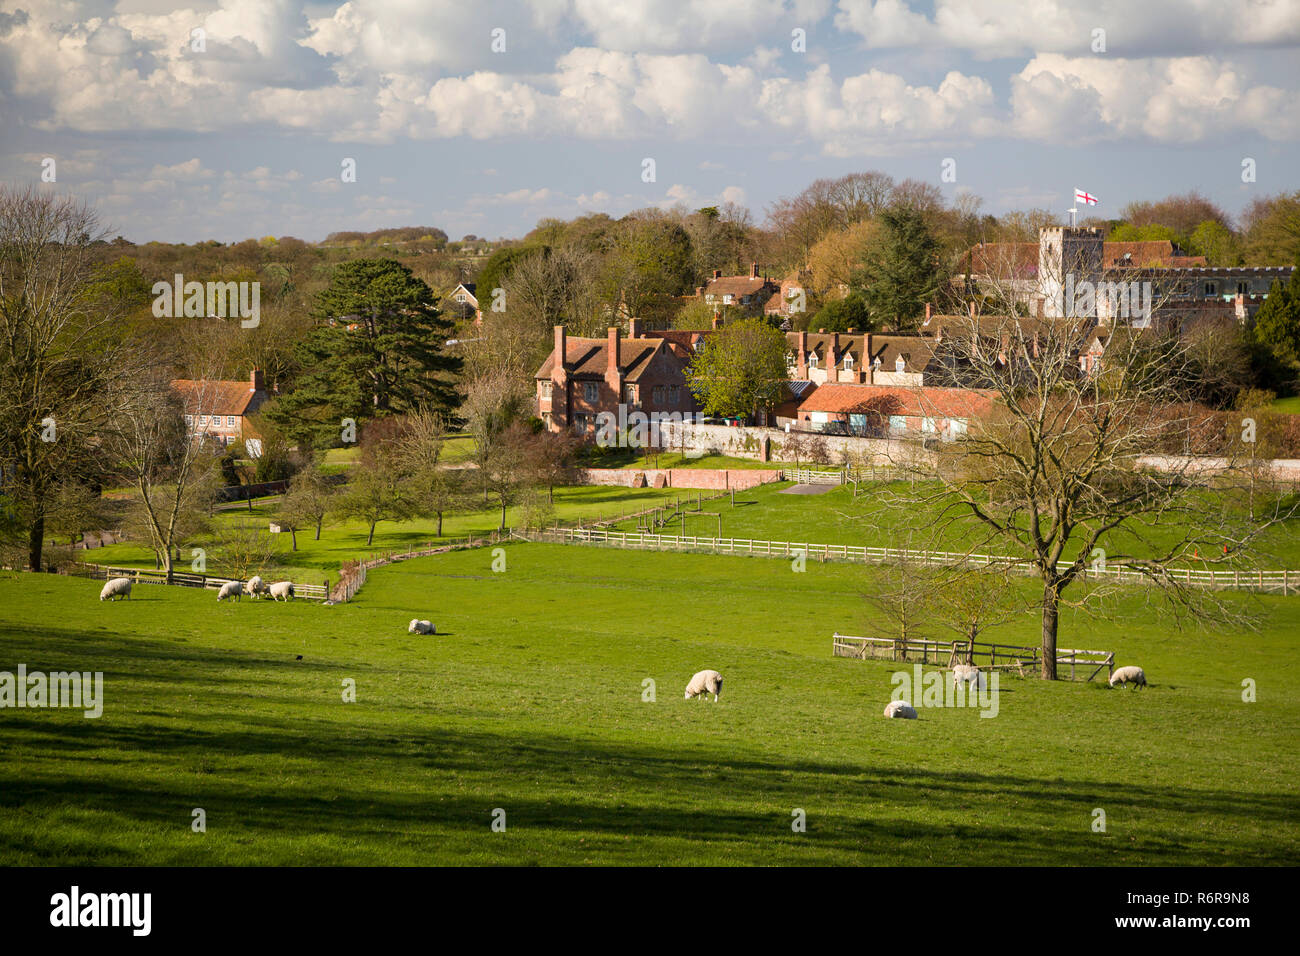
1 0 1298 244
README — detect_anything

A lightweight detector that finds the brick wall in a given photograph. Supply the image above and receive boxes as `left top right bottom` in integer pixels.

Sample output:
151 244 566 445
577 468 782 490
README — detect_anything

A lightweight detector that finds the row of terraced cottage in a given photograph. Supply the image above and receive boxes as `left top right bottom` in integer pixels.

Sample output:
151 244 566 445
535 230 1294 443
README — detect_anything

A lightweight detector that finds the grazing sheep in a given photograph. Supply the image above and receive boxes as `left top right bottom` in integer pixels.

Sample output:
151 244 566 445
99 577 132 602
1109 665 1147 689
268 581 295 602
952 663 987 690
883 699 917 719
684 669 724 701
244 575 268 599
408 619 435 635
217 580 243 602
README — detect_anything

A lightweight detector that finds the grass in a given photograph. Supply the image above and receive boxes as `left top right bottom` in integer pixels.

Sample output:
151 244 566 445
610 481 1300 569
1 543 1296 865
1267 395 1300 414
86 484 689 583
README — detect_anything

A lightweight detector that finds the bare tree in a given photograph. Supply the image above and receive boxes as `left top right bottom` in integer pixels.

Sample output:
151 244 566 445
0 187 131 569
278 464 334 546
105 370 222 582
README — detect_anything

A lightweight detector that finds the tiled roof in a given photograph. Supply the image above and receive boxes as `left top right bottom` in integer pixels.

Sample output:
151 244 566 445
788 332 936 373
703 275 777 300
171 380 263 417
534 336 672 382
799 383 997 419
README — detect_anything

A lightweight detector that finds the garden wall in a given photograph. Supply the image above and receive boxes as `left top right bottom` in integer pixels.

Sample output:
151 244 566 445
578 468 782 490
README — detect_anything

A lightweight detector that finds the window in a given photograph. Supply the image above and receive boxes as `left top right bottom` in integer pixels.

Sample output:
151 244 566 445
843 354 854 370
456 293 466 302
184 414 193 427
624 385 637 405
808 353 818 369
198 415 208 427
540 381 553 399
669 385 680 404
542 412 552 428
1204 282 1217 297
1237 281 1249 295
652 385 665 404
583 383 598 403
895 356 906 372
227 416 238 427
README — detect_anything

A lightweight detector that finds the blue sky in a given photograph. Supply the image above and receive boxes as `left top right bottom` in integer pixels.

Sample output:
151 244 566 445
2 0 1297 243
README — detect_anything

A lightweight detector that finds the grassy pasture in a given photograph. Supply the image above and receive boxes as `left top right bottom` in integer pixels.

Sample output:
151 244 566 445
1 542 1296 865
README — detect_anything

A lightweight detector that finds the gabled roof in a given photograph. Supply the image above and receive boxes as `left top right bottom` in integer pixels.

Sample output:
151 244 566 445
703 275 777 300
788 332 936 373
535 336 678 382
171 380 263 417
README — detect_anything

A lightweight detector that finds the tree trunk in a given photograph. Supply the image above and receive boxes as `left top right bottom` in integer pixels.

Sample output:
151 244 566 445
27 514 45 571
1040 581 1059 680
290 528 298 552
163 548 175 584
366 521 376 546
436 511 443 536
314 517 322 540
499 499 506 531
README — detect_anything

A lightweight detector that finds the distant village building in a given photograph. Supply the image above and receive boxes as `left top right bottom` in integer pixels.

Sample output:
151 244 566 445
795 383 998 440
535 324 699 434
171 370 269 447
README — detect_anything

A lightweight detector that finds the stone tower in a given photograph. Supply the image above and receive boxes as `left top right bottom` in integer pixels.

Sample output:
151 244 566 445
1039 226 1103 318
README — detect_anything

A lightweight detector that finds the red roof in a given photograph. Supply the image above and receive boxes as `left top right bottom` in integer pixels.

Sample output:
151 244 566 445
798 384 997 420
171 379 265 417
534 335 674 382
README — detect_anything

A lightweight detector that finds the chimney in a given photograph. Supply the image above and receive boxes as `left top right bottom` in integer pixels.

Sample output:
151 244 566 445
752 262 760 278
629 317 642 338
925 302 932 324
847 327 856 334
712 312 722 330
251 369 264 391
696 286 704 296
828 333 839 381
797 331 808 379
864 334 874 383
553 326 567 385
607 327 620 378
713 269 722 279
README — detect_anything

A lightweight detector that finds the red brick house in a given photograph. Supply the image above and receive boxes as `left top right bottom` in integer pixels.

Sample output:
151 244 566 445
171 370 269 447
796 383 997 440
697 263 780 312
535 326 699 434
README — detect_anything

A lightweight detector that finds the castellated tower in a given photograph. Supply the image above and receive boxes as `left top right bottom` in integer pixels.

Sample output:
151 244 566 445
1039 226 1104 318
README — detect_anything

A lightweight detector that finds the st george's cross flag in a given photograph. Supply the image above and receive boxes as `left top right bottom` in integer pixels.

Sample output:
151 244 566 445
1074 187 1099 206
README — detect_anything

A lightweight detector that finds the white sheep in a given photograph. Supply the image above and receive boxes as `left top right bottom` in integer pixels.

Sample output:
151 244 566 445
1109 665 1147 689
883 699 917 719
952 663 987 690
684 669 724 701
244 575 268 599
408 619 435 635
217 580 243 601
99 577 132 601
268 581 295 602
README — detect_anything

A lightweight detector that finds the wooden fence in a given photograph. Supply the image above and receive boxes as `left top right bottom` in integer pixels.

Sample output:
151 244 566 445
71 563 330 601
781 468 844 484
512 526 1300 594
831 632 1114 681
329 533 504 603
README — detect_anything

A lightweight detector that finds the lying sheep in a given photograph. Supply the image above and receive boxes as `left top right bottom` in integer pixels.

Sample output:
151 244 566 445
952 663 987 690
244 575 269 599
1109 665 1147 689
99 577 132 602
883 699 917 719
268 581 295 602
217 580 243 602
408 619 435 635
684 669 723 701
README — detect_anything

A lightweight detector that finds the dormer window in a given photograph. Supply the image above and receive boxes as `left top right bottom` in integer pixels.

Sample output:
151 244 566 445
808 353 819 369
872 357 882 371
843 354 854 371
895 356 906 373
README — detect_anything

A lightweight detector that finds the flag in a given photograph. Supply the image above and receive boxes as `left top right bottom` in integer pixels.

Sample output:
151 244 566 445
1074 188 1099 206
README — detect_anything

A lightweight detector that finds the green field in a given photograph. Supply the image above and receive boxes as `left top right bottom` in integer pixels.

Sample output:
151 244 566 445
1 542 1296 865
87 484 685 583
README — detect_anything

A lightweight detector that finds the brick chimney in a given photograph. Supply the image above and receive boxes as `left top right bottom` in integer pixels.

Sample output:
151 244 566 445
797 331 808 379
828 333 839 382
925 302 932 324
605 326 621 396
250 369 264 391
629 317 642 338
751 262 760 278
712 312 722 330
553 326 567 384
713 269 722 279
864 333 874 383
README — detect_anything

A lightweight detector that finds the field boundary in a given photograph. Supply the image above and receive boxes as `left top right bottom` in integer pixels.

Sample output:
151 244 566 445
511 526 1300 594
70 564 330 601
832 632 1115 681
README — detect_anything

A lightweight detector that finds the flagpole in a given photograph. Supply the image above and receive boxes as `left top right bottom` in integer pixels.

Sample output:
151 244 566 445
1067 206 1077 227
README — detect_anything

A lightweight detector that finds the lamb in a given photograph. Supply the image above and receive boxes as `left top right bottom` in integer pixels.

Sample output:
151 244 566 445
216 580 243 602
684 669 724 701
952 663 987 690
244 575 269 599
408 619 435 635
99 577 132 602
1109 665 1147 689
883 699 917 719
268 581 295 602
